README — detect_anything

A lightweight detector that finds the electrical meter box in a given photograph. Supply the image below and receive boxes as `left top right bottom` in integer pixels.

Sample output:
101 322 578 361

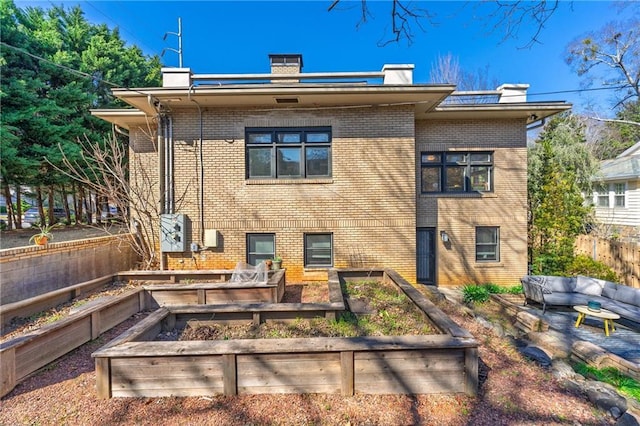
160 214 186 252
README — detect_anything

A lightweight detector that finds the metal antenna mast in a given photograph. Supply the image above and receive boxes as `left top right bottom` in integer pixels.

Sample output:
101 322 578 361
162 17 183 67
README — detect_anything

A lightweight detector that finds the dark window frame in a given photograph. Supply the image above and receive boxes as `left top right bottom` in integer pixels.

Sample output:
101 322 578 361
246 233 276 266
304 233 333 267
246 127 332 179
421 151 494 193
475 226 500 263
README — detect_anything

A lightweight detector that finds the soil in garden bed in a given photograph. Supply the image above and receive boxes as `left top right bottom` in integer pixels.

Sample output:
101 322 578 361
174 280 435 341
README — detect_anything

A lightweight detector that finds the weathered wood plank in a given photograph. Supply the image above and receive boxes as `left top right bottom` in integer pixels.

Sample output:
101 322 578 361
93 335 477 358
15 317 92 378
222 354 237 395
384 269 474 339
0 347 16 398
98 293 141 334
0 275 114 328
465 347 479 396
98 308 169 350
341 351 354 396
110 356 225 397
237 353 341 394
355 371 465 394
95 357 111 399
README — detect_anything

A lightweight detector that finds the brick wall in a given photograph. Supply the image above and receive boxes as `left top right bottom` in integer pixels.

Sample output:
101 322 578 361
0 235 138 304
415 118 528 286
149 105 418 282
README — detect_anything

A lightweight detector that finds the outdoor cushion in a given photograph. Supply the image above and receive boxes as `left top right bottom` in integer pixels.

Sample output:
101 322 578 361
542 292 596 307
545 276 576 293
606 302 640 323
613 285 640 307
601 281 618 299
574 276 605 296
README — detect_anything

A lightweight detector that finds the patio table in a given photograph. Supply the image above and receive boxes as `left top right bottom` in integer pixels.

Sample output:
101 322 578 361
573 305 620 337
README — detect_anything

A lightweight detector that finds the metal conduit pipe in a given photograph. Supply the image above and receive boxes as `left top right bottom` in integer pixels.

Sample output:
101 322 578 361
168 115 175 214
149 94 166 270
162 116 167 213
188 84 204 245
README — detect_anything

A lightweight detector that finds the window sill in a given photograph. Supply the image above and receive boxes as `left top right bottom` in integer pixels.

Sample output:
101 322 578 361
246 178 334 185
474 263 503 268
421 192 498 198
304 266 332 271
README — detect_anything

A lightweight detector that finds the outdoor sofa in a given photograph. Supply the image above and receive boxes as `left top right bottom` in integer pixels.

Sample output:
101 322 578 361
520 275 640 323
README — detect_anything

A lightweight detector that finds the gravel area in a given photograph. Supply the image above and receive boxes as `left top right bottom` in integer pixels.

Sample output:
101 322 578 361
0 283 616 425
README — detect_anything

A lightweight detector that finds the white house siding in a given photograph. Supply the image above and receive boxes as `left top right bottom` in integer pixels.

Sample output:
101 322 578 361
595 179 640 228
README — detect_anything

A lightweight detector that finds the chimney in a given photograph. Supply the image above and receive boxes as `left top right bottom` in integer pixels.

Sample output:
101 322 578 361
269 54 303 83
497 84 529 103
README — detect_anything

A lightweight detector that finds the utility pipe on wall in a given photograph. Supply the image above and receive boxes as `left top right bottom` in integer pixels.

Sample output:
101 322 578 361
188 85 205 246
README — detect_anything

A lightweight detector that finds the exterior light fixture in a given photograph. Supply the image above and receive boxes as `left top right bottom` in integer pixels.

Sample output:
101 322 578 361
440 231 449 242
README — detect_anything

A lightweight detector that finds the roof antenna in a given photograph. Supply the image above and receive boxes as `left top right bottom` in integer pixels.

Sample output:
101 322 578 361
162 17 183 68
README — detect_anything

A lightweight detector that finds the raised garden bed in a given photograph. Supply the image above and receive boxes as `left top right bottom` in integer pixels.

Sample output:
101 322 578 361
0 268 287 398
92 268 478 398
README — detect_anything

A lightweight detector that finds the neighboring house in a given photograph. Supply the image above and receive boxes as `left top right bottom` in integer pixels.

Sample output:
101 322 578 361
592 141 640 241
92 54 570 286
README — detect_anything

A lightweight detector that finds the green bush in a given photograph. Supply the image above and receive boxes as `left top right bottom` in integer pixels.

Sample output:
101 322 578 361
566 255 619 282
462 285 490 304
462 283 523 304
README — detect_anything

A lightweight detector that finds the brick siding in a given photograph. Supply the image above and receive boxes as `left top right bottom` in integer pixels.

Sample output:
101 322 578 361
130 110 528 286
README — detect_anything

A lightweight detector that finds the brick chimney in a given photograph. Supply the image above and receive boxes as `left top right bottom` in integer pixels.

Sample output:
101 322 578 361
269 54 303 83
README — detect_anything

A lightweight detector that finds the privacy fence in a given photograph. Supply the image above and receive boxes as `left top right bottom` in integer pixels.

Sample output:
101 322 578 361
574 235 640 288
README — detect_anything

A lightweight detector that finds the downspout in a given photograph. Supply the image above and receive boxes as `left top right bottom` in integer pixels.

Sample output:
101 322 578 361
188 84 204 246
168 115 175 214
150 94 167 269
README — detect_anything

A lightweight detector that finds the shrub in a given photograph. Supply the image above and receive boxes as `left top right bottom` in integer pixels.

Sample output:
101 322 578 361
566 255 619 282
462 285 490 304
463 283 523 304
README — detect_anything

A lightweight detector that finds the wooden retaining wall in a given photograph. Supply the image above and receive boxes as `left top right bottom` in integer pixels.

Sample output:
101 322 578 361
0 269 288 398
0 275 114 331
1 289 145 397
95 336 477 398
92 268 479 398
143 270 286 307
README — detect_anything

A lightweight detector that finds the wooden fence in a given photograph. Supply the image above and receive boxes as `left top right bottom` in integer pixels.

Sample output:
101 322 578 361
574 235 640 288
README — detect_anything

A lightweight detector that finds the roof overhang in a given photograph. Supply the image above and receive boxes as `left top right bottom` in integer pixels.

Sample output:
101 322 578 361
421 102 573 124
110 83 455 115
90 109 153 130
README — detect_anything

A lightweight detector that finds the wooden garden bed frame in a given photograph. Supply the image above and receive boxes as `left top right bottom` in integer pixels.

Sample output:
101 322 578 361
0 268 287 397
92 269 478 398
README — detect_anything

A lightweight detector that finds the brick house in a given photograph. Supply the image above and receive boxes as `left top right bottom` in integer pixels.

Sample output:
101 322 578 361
92 54 570 286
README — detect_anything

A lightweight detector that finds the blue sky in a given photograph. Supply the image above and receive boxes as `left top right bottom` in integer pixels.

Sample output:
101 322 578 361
17 1 636 116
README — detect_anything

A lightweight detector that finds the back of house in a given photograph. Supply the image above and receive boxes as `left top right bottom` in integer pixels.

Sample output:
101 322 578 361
93 53 571 286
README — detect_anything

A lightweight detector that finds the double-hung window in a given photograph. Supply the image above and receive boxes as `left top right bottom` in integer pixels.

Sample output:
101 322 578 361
246 127 331 179
614 183 626 207
476 227 499 262
421 152 493 193
596 184 610 207
304 233 333 267
247 233 275 266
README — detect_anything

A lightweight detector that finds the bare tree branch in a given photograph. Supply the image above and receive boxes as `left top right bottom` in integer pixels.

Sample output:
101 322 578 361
328 0 562 47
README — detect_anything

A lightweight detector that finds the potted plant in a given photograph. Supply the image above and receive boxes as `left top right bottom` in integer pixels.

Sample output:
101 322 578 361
29 223 56 246
271 255 282 270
